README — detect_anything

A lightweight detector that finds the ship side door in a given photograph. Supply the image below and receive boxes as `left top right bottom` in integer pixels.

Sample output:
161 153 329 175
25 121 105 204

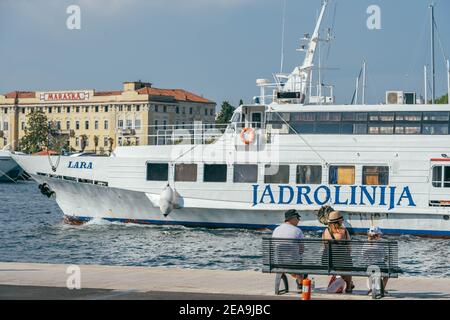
429 159 450 208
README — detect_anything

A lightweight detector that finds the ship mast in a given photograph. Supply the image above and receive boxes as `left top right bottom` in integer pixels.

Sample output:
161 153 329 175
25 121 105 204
430 3 436 104
282 0 328 101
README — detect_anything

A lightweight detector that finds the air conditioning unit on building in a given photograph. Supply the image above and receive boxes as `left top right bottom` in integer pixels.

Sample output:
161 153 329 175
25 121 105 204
386 91 404 104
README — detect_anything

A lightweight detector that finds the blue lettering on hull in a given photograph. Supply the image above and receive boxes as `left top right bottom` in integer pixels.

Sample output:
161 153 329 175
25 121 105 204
252 185 416 210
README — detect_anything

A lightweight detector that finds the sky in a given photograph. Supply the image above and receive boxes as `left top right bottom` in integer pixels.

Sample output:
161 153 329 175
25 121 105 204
0 0 449 108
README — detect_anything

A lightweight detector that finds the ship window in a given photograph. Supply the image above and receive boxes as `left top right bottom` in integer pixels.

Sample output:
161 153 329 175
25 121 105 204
315 123 340 134
292 112 315 122
353 124 367 134
363 166 389 185
329 166 355 185
395 125 421 135
423 112 449 122
264 165 290 184
234 164 258 183
146 163 168 181
204 164 227 182
432 166 442 188
396 112 422 122
175 164 197 182
296 165 322 184
290 123 314 134
379 113 395 122
342 113 356 121
432 166 450 188
317 112 341 122
423 124 449 135
369 125 394 134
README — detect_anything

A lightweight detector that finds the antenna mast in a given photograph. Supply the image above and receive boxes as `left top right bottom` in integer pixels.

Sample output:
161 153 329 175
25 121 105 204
430 3 436 104
282 0 328 100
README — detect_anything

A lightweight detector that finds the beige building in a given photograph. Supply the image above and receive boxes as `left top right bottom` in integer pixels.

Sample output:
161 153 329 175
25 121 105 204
0 81 216 153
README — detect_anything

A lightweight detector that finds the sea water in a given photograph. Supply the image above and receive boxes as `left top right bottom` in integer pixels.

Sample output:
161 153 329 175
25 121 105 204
0 181 448 277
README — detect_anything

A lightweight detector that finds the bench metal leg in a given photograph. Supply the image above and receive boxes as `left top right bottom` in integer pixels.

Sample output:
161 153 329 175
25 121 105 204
275 273 289 295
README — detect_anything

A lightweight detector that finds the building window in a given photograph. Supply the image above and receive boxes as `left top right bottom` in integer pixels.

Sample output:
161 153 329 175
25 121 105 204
76 121 80 130
204 164 227 182
363 166 389 185
163 106 167 113
182 107 185 114
57 107 61 113
3 122 8 131
329 166 355 185
48 107 52 113
210 109 214 116
104 137 109 146
135 119 141 130
66 121 70 130
126 119 132 129
175 164 197 182
95 120 99 130
76 106 80 113
233 164 258 183
432 166 450 188
163 120 167 130
118 120 124 128
56 121 61 130
67 106 71 113
155 105 159 112
176 106 179 114
296 165 322 184
136 105 140 112
85 120 89 130
189 107 193 115
104 120 109 130
205 109 208 116
146 163 169 181
104 106 109 113
21 108 25 114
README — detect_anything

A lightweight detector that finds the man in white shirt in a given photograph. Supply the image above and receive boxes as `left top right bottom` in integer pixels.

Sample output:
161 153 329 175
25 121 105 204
272 209 304 239
272 209 307 291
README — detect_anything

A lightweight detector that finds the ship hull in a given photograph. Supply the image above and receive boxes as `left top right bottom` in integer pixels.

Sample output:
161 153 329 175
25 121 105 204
36 175 450 238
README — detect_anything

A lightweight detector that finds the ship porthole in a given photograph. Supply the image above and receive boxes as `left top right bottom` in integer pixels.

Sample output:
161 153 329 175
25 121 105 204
444 215 450 221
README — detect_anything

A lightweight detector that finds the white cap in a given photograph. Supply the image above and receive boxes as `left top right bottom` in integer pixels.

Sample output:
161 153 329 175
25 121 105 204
368 226 383 236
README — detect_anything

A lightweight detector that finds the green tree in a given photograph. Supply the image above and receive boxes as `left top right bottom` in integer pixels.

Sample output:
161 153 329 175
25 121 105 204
436 93 448 104
80 134 88 152
215 101 236 124
93 135 99 153
19 110 49 154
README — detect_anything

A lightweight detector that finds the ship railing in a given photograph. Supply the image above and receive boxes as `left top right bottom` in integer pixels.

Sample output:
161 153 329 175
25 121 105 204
115 122 265 146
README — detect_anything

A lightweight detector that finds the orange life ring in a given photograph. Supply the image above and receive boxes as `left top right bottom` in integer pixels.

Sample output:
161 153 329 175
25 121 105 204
240 127 255 145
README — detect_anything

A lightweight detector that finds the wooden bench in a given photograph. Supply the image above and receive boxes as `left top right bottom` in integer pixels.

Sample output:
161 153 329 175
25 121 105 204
262 237 401 299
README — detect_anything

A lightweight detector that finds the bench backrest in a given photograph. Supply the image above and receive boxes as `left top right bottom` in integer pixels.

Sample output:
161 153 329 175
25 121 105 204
262 237 400 277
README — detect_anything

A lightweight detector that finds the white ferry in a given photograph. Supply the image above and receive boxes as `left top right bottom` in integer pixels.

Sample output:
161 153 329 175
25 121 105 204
12 1 450 237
